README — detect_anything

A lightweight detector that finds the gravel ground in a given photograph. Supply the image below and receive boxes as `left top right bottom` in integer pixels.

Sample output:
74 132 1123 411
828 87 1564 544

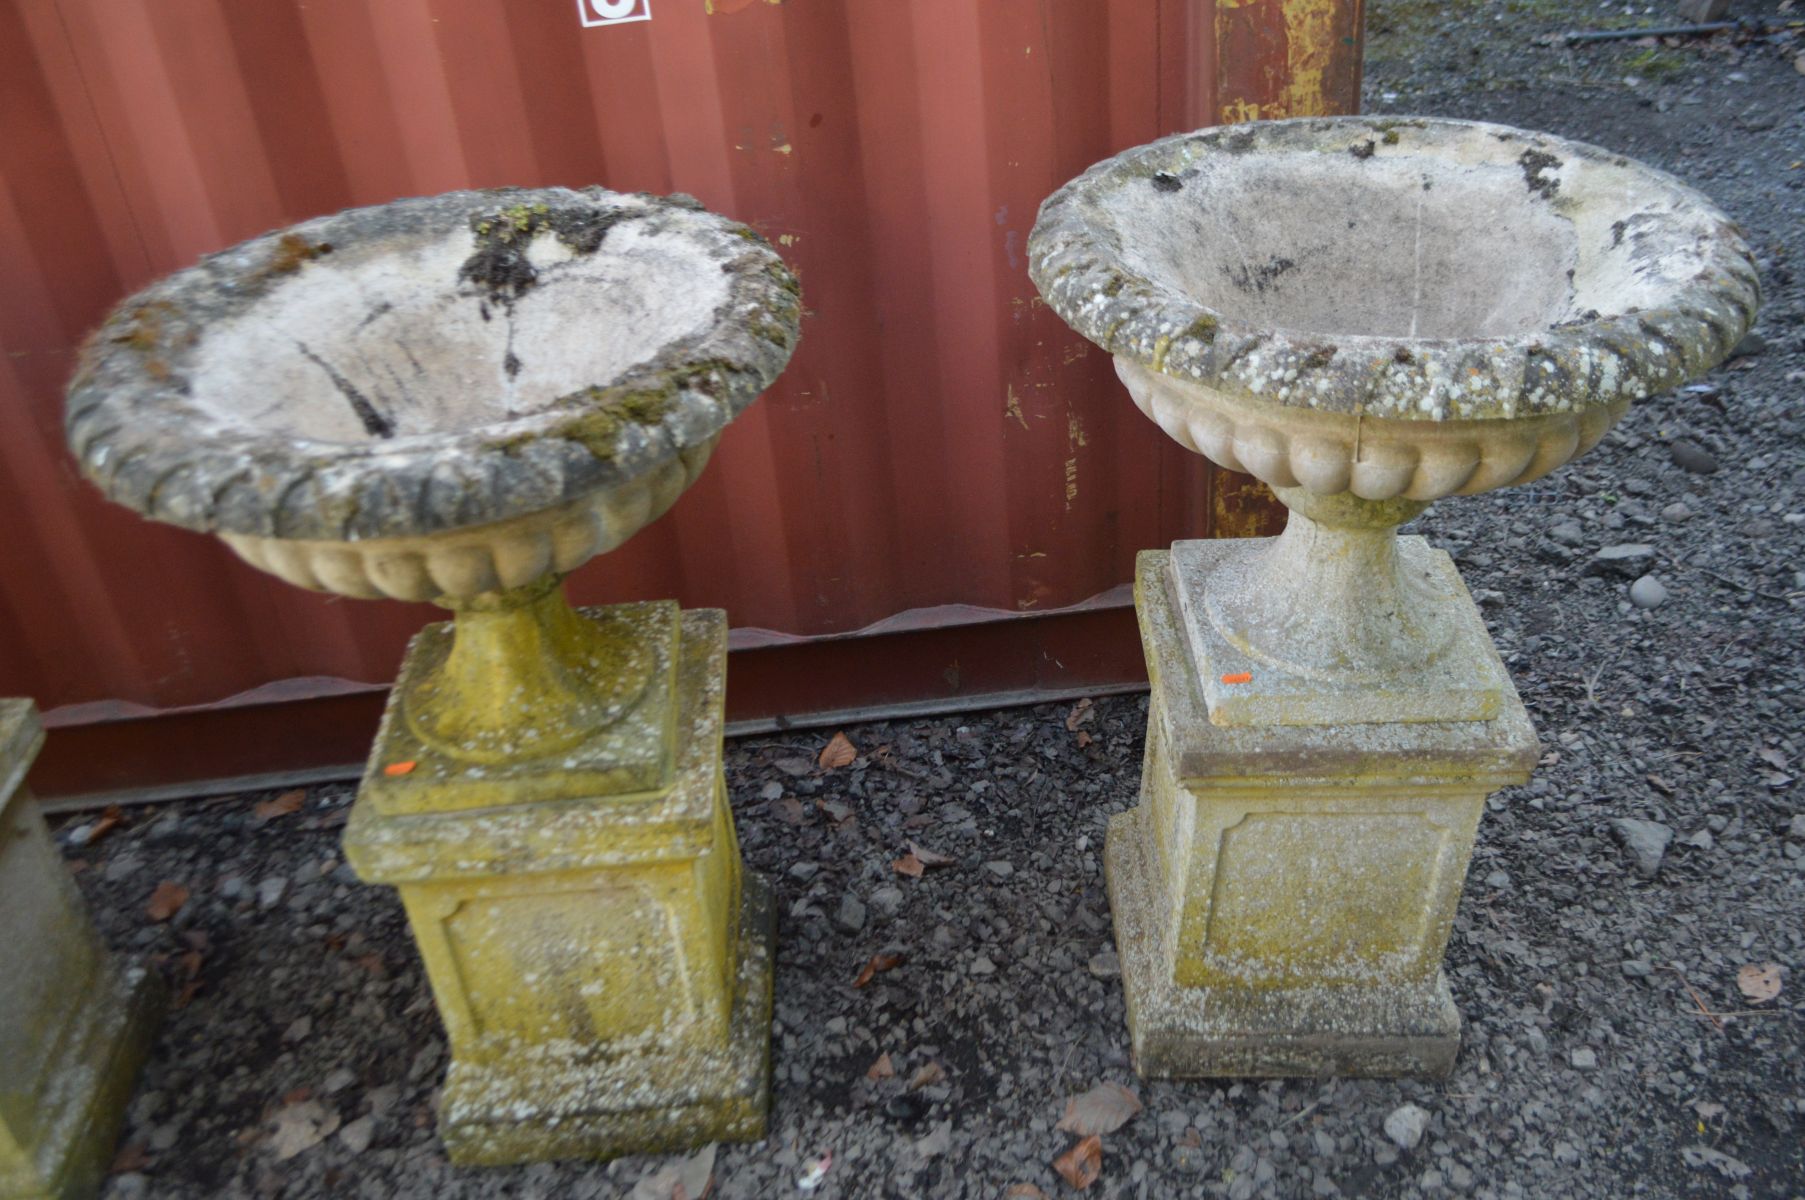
55 1 1805 1196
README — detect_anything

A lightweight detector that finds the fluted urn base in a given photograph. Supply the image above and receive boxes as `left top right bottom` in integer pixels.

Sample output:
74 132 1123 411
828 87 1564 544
1177 487 1514 727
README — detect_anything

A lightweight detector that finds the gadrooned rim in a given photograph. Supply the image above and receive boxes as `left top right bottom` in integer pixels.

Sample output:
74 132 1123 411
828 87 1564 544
65 187 801 542
1027 116 1760 422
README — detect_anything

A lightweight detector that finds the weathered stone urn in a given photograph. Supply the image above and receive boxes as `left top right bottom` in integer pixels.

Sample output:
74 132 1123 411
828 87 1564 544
67 187 801 1160
1029 117 1758 1078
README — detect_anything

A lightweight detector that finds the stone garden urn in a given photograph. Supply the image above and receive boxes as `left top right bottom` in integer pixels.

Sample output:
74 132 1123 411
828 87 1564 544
1029 117 1758 1078
66 187 801 1160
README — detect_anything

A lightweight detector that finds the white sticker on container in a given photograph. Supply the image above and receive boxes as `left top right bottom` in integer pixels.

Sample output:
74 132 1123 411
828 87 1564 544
578 0 650 27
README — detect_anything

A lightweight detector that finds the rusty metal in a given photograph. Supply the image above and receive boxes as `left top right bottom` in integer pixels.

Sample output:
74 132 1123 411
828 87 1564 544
1 0 1360 800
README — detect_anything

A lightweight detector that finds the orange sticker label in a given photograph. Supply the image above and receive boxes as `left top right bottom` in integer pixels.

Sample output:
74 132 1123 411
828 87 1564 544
383 761 417 776
1220 672 1253 685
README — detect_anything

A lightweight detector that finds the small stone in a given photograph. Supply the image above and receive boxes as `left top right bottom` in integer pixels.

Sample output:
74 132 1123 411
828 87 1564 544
1088 949 1121 978
835 894 867 933
1621 959 1653 978
1549 522 1585 547
283 1016 312 1042
759 781 784 802
787 861 819 881
1787 814 1805 841
1612 818 1674 878
257 876 289 910
1661 502 1693 523
1730 330 1766 357
969 954 997 976
1384 1103 1430 1151
1587 544 1655 579
1628 575 1669 609
869 884 905 918
1669 439 1719 474
1570 1048 1597 1070
1685 829 1714 850
1484 870 1510 889
322 1067 357 1095
338 1115 375 1154
982 860 1014 879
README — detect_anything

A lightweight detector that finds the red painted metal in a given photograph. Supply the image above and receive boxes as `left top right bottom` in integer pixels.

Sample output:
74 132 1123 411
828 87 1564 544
0 0 1360 798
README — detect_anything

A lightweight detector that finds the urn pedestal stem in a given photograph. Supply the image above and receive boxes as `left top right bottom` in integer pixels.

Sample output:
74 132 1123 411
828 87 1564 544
405 578 653 764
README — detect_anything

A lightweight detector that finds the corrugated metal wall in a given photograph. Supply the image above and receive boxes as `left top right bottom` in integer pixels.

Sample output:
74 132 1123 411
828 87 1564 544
1 0 1361 794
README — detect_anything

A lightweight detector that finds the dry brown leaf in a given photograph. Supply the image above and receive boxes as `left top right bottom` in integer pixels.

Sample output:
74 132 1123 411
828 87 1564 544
1736 962 1782 1004
1065 698 1095 732
772 797 808 826
146 881 190 923
818 732 857 770
1056 1081 1143 1137
111 1141 150 1173
1076 731 1093 748
254 789 305 821
907 1061 946 1090
853 952 905 988
88 805 124 845
865 1052 895 1081
909 841 956 867
1053 1135 1102 1190
891 853 925 878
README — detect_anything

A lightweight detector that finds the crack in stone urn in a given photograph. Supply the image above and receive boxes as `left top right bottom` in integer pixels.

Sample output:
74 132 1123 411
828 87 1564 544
66 187 801 1161
1029 117 1758 1078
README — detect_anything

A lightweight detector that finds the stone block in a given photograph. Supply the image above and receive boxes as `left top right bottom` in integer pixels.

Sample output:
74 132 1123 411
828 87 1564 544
343 606 773 1164
1104 553 1537 1079
0 701 162 1200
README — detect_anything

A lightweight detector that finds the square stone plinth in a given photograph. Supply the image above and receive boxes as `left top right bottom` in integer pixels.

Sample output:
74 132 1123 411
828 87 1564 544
1106 553 1538 1079
1169 537 1515 727
343 607 773 1165
2 701 163 1200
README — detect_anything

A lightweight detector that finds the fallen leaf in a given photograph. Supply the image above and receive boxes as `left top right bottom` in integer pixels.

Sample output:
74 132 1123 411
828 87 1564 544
269 1101 338 1161
818 732 857 770
146 881 190 923
87 805 125 846
866 1052 895 1081
772 797 808 826
1736 962 1782 1004
909 841 956 867
907 1061 946 1090
1075 731 1092 748
853 952 905 988
1056 1081 1143 1137
254 789 305 821
1645 773 1674 796
1065 698 1094 731
891 853 924 878
1054 1135 1102 1190
111 1141 150 1173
